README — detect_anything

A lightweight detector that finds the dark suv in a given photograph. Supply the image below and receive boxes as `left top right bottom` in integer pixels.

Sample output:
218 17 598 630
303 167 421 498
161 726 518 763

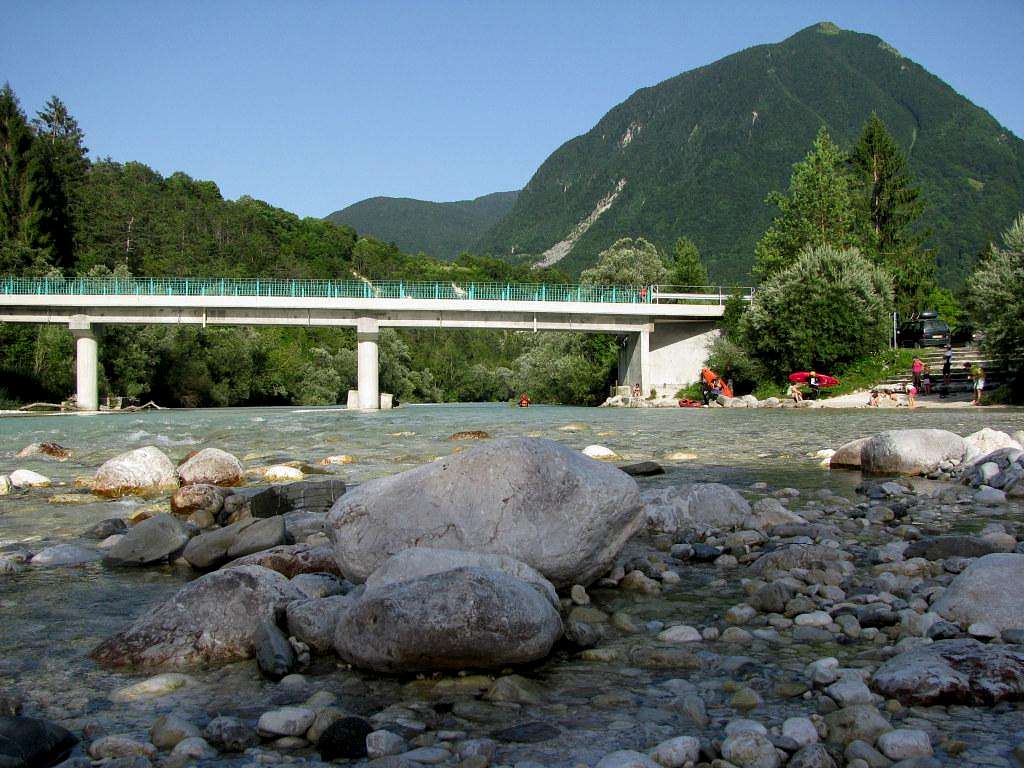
898 314 950 348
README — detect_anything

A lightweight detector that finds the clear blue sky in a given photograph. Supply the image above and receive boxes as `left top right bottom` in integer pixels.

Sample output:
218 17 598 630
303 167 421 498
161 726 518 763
4 1 1022 218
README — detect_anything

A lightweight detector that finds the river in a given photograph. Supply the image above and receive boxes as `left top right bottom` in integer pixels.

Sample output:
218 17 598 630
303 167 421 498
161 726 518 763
2 403 1023 766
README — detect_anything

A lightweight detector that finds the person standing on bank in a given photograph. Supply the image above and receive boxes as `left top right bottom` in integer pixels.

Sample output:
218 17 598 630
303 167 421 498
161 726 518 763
911 356 923 390
942 345 953 396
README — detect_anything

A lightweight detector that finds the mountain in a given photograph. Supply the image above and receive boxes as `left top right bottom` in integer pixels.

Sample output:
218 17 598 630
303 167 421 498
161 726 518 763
475 22 1024 286
325 191 518 260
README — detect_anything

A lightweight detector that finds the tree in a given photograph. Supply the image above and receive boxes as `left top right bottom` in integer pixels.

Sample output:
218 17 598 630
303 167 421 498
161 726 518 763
968 213 1024 374
754 127 861 279
0 83 56 271
668 236 708 287
851 113 933 316
580 237 668 285
743 245 893 377
33 96 89 268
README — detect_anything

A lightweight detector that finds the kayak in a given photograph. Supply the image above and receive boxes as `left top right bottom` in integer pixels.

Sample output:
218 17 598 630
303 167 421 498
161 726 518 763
677 398 702 408
701 367 734 398
788 371 840 388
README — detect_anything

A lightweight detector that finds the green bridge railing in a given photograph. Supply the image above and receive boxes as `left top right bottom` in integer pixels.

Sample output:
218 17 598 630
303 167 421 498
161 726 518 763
0 276 751 305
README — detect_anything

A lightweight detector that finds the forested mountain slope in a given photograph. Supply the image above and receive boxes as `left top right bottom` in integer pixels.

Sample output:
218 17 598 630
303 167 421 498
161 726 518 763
325 191 518 260
475 22 1024 285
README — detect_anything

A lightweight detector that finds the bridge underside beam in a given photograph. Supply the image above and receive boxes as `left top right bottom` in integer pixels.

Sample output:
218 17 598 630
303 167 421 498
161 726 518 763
0 307 672 334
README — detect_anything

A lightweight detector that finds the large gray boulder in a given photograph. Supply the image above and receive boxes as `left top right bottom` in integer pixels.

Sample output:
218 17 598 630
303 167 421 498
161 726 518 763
334 567 563 672
327 438 642 587
90 565 302 669
829 437 871 470
871 639 1024 705
286 594 354 653
0 716 79 768
103 514 190 566
250 478 347 518
964 428 1022 460
176 448 244 487
643 483 751 534
183 520 255 570
860 429 967 476
364 548 558 608
93 446 178 497
931 553 1024 632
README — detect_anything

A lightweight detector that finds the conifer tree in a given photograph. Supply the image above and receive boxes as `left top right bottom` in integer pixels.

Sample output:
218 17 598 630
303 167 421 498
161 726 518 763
851 112 933 316
0 83 57 271
753 127 861 279
669 236 709 287
33 96 89 267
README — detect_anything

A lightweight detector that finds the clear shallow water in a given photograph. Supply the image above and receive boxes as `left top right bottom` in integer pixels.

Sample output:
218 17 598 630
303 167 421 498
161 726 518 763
3 403 1024 763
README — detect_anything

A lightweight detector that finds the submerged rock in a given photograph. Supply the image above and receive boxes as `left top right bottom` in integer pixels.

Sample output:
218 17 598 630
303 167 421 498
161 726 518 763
328 437 642 588
16 442 70 460
93 446 178 497
931 554 1024 632
30 543 101 567
0 716 78 768
860 429 966 476
176 447 244 487
90 565 302 669
334 567 562 672
871 638 1024 705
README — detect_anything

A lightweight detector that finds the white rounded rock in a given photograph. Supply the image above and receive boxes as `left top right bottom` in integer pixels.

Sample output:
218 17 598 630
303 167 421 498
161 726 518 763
657 625 702 644
264 465 304 482
257 706 316 737
10 469 51 488
876 729 932 760
781 717 818 747
649 735 701 768
583 444 620 460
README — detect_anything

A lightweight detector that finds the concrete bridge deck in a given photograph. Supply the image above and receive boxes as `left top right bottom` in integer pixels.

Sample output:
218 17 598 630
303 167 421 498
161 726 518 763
1 277 752 410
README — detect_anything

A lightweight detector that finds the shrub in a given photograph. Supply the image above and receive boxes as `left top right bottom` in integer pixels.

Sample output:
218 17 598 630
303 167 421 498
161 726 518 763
743 245 893 377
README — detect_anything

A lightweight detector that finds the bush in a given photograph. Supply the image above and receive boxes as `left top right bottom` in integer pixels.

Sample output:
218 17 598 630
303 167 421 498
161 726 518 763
968 213 1024 374
743 245 893 378
704 335 768 395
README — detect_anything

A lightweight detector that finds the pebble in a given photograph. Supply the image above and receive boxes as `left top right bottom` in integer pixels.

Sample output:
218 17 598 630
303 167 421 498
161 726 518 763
649 735 700 767
721 730 780 768
782 717 819 748
110 673 196 702
876 729 933 760
366 730 408 759
657 625 702 644
88 736 157 760
258 706 315 737
150 714 202 750
169 736 217 761
595 750 662 768
570 584 590 605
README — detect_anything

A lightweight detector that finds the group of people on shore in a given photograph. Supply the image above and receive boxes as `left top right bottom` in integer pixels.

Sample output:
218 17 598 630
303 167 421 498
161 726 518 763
869 346 986 408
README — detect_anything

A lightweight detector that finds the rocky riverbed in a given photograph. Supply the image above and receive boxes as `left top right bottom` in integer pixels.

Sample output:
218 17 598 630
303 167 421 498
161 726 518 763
1 404 1023 768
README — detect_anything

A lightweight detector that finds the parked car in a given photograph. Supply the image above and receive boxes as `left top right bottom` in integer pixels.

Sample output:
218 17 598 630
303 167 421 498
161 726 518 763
951 325 985 347
898 317 950 348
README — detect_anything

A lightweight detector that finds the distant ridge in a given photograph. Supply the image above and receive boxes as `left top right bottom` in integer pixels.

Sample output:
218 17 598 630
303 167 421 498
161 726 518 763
325 190 518 260
474 22 1024 285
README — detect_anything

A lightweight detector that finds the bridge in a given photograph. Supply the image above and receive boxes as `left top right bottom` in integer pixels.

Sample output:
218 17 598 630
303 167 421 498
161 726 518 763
0 276 753 410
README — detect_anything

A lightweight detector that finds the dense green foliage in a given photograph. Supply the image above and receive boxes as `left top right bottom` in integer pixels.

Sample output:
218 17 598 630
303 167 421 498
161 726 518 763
754 127 862 279
580 237 668 286
741 245 894 379
968 212 1024 378
0 88 614 408
325 191 518 261
669 236 709 287
851 113 933 315
475 23 1024 287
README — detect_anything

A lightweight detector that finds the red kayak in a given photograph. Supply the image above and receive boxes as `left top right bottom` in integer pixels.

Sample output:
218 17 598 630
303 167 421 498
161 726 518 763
789 371 840 388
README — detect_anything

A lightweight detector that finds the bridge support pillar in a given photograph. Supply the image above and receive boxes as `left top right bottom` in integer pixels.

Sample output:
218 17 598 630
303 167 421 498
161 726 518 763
69 316 99 411
356 318 380 410
618 327 651 396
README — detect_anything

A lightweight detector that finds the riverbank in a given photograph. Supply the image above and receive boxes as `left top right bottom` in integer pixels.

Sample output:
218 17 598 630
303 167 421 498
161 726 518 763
2 406 1024 768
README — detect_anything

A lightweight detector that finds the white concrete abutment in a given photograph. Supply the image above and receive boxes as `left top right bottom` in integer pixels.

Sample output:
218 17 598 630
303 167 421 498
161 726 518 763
69 316 99 411
356 317 380 410
618 322 720 397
